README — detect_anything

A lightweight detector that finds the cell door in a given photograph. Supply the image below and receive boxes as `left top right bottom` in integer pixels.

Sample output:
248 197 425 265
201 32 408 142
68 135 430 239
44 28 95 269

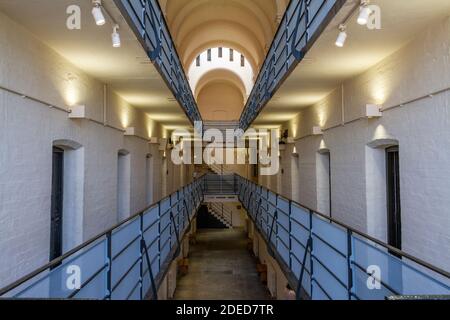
386 146 401 251
50 147 64 261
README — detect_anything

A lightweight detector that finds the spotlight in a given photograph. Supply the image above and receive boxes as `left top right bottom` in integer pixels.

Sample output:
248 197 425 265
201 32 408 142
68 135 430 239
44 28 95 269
92 0 105 26
357 1 372 25
112 25 121 48
335 24 347 48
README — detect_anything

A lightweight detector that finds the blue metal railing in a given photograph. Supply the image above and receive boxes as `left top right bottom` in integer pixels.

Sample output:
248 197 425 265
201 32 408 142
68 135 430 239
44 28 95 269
203 174 238 195
0 178 204 300
114 0 201 124
239 0 346 130
236 175 450 300
2 173 449 300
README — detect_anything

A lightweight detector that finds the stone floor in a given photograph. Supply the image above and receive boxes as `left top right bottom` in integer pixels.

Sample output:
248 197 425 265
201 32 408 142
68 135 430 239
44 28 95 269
174 228 272 300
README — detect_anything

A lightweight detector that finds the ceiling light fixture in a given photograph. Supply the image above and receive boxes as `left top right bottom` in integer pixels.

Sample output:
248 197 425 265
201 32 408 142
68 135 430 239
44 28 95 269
335 24 347 47
357 1 372 26
92 0 106 26
112 25 121 48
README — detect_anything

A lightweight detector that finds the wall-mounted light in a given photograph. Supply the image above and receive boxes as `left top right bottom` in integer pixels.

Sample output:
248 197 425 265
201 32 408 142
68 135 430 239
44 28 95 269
92 0 105 26
292 146 299 157
313 126 323 136
112 25 121 48
335 24 347 48
365 104 383 118
148 137 159 144
357 1 372 26
125 127 135 136
68 105 86 119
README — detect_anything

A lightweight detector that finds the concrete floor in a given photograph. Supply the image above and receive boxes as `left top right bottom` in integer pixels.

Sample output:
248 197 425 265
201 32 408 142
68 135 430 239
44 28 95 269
174 228 271 300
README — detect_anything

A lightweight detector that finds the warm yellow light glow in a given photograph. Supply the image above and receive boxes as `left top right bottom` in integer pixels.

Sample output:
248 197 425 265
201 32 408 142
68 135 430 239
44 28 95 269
281 94 326 106
146 125 153 138
276 128 281 139
291 122 298 138
162 128 169 139
65 84 78 106
318 110 327 128
120 108 130 128
372 87 386 105
370 75 391 105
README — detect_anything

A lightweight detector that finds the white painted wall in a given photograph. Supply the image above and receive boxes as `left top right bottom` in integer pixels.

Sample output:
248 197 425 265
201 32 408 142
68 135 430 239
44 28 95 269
278 17 450 271
0 11 187 288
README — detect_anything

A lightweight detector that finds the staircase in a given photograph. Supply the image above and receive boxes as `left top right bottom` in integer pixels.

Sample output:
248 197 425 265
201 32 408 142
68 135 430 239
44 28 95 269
209 163 234 175
207 203 233 228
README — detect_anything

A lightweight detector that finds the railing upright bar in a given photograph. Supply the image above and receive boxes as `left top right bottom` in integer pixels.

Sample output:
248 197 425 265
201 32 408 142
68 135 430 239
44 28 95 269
140 214 144 300
288 200 292 271
141 238 158 300
268 209 278 247
296 237 312 300
309 209 314 298
347 229 354 300
158 203 162 269
169 209 181 256
106 231 112 300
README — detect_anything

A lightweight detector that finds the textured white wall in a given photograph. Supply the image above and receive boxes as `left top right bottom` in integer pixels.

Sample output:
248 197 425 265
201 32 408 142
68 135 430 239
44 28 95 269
279 17 450 271
0 11 186 288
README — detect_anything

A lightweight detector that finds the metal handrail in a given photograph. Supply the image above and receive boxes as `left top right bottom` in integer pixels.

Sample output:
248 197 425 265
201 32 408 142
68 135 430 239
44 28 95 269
0 174 206 297
239 0 347 130
234 174 450 282
114 0 201 124
2 172 448 299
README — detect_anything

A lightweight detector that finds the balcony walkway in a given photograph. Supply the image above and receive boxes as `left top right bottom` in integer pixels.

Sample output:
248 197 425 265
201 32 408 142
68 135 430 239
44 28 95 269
1 174 448 300
174 229 271 300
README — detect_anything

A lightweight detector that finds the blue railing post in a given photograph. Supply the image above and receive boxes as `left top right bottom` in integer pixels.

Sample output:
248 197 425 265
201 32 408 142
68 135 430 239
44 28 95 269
158 203 162 270
296 236 312 300
139 213 144 300
141 237 158 300
309 209 314 298
347 229 354 300
288 200 292 271
169 209 181 257
106 231 112 300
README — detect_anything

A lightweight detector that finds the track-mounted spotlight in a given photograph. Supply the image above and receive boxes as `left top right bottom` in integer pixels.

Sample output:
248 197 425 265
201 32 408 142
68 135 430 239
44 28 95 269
112 25 121 48
357 1 372 25
335 24 347 48
92 0 105 26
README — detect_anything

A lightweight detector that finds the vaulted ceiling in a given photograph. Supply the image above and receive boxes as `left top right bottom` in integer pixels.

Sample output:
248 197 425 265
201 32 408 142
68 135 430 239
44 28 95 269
160 0 288 122
160 0 288 70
